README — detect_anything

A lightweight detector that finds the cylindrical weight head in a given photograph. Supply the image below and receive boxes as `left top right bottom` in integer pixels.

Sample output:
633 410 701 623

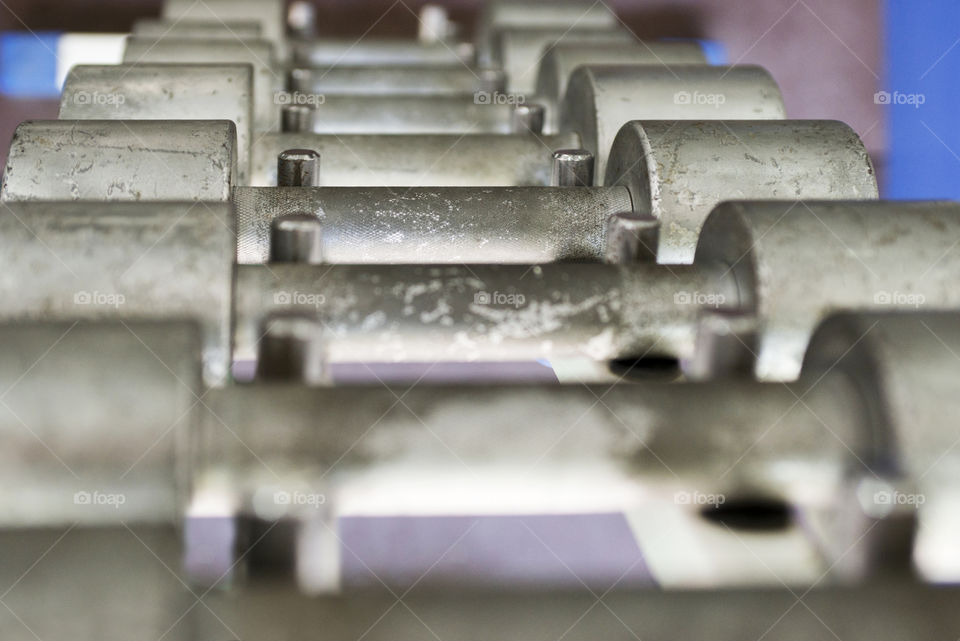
606 120 878 264
562 65 787 184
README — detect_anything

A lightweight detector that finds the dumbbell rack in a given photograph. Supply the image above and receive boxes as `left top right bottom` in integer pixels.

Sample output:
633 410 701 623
1 2 959 640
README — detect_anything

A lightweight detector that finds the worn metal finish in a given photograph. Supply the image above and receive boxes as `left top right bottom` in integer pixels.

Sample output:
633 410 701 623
122 38 281 133
233 262 725 364
606 120 879 263
233 186 632 264
604 212 660 263
552 148 595 186
562 65 787 184
699 201 960 380
0 202 235 384
224 201 960 376
277 149 321 187
59 64 254 183
250 132 581 186
3 194 951 387
0 120 237 202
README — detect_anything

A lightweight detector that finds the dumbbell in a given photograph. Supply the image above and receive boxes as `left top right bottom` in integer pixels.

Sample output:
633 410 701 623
48 62 785 188
2 200 953 386
237 118 876 259
2 311 956 590
274 59 759 141
231 200 952 382
257 61 765 185
2 118 876 268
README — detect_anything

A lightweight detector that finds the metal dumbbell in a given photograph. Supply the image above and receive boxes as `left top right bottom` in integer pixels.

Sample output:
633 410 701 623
271 62 782 152
43 60 787 189
2 311 956 591
2 200 953 386
2 118 876 267
231 200 953 382
236 119 876 259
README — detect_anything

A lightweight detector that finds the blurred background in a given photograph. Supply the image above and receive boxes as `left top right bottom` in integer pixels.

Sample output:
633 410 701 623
0 0 955 199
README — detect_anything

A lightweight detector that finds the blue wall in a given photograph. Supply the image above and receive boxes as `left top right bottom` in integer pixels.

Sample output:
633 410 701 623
886 0 960 199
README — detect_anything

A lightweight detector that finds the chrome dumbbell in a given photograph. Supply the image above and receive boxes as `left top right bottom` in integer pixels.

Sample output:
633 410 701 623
53 58 780 187
1 201 953 386
2 118 876 261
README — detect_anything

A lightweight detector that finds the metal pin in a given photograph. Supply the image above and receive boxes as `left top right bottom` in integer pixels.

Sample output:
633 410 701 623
512 103 545 134
287 68 311 93
604 212 660 264
288 0 317 39
478 67 506 94
682 309 758 381
277 149 321 187
257 315 327 384
551 148 594 187
418 4 450 43
270 212 323 264
281 104 316 133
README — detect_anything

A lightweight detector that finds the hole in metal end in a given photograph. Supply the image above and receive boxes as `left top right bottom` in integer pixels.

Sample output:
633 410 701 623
608 356 680 380
700 498 792 532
